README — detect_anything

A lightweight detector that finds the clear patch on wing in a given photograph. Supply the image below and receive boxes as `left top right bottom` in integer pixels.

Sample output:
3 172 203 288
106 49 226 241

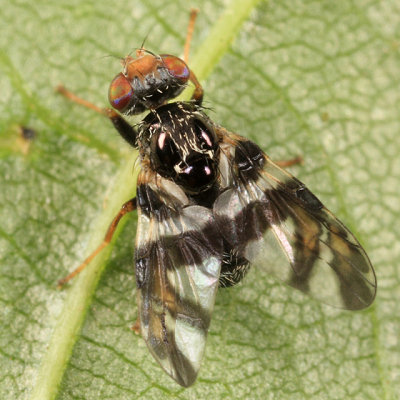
135 182 223 387
214 137 376 310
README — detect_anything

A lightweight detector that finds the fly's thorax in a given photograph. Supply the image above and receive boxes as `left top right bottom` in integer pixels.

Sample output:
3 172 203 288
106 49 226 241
140 102 220 195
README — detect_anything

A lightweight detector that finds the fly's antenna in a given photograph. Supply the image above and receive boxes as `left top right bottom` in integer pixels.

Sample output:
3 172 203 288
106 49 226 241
140 32 149 51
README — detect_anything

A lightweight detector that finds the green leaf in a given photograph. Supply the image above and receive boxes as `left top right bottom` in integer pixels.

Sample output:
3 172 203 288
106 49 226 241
0 1 399 399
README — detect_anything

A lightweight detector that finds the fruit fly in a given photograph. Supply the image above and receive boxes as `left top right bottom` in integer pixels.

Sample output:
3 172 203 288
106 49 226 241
58 10 376 387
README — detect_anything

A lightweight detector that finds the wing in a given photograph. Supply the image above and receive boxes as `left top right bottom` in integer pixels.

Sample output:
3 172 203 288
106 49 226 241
214 132 376 310
135 177 223 387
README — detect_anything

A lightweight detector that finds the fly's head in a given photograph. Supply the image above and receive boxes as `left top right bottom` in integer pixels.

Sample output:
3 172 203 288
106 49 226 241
141 102 220 194
108 49 190 115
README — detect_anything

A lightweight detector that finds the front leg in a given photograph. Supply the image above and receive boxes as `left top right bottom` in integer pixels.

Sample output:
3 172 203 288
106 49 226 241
57 85 138 148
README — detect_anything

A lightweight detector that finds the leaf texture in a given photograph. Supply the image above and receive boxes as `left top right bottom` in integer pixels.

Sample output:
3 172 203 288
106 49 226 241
0 1 399 399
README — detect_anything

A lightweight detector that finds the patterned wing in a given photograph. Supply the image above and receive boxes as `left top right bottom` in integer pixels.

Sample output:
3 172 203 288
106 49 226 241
214 135 376 310
135 180 223 387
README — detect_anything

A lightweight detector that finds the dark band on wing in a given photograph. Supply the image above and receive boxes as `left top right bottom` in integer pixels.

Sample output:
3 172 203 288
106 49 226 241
325 220 376 308
286 178 324 211
148 310 199 387
267 185 324 289
137 184 167 218
136 221 223 287
270 185 375 307
137 211 222 386
234 137 323 211
139 246 213 328
216 155 375 309
235 140 265 180
168 348 198 387
216 200 272 252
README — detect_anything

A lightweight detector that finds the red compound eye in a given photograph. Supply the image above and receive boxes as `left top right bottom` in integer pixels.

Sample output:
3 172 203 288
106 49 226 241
108 73 133 111
161 55 190 82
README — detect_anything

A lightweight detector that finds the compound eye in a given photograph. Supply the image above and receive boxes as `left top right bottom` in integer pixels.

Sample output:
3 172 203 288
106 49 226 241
108 73 133 111
160 54 190 82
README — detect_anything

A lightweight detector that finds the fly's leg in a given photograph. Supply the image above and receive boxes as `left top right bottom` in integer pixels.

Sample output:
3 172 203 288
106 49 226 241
184 8 198 64
274 156 304 168
57 198 137 288
56 85 138 148
183 9 203 105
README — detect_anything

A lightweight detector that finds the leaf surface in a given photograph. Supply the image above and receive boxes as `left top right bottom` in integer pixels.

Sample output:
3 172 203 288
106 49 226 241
0 1 399 399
